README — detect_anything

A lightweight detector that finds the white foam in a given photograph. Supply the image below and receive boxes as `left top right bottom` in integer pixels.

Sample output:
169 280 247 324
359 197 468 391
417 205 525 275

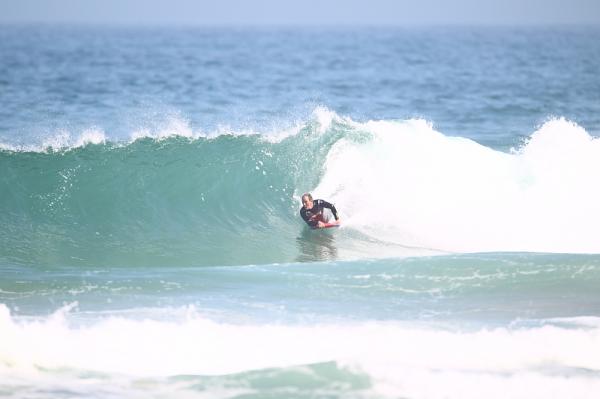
1 304 600 398
127 113 310 144
314 105 337 133
72 128 107 147
0 128 107 153
130 116 203 141
0 106 342 152
255 106 347 143
313 117 600 253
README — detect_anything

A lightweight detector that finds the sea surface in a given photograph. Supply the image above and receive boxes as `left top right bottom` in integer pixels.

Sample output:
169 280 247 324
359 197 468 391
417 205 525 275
1 25 600 399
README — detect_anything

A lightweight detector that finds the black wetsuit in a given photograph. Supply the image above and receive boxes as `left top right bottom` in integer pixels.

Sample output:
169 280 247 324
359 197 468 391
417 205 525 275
300 199 339 228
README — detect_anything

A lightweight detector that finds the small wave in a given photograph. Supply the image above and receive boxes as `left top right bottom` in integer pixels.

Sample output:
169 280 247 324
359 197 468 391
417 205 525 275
1 303 600 399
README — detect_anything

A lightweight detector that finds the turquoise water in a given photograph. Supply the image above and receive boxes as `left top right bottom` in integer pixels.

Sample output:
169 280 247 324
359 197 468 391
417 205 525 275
1 26 600 398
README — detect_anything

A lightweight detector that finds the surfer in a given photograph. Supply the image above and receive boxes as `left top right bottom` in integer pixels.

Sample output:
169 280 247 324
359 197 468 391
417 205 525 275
300 193 341 229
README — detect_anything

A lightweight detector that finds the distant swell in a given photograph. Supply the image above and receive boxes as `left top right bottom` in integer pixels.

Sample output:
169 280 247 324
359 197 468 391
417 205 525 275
1 109 599 267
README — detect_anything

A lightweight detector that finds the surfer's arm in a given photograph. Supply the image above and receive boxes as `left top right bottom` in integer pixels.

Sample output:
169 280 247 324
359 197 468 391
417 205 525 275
319 200 339 220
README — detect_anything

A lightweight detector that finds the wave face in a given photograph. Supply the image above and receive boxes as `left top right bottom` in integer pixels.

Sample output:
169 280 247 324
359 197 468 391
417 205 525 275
0 120 333 267
1 110 600 267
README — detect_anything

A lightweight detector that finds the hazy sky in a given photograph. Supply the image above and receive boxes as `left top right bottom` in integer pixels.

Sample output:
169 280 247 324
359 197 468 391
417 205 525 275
1 0 599 26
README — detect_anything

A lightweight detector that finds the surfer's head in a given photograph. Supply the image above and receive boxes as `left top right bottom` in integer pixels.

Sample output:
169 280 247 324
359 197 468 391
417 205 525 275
301 193 314 210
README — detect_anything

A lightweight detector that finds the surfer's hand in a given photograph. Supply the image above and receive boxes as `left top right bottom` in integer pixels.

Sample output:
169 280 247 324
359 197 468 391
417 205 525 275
317 221 326 228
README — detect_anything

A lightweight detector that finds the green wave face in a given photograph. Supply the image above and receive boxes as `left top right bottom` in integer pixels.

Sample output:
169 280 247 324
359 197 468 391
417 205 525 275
1 121 352 267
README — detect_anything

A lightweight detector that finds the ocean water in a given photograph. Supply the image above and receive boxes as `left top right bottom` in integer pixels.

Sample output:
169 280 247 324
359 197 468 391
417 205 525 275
1 25 600 398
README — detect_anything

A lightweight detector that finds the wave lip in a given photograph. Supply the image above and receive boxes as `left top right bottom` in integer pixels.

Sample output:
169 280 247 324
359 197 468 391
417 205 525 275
0 108 334 153
0 128 107 153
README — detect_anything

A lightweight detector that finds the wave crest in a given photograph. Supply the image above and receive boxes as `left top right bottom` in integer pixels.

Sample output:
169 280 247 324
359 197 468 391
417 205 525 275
1 111 599 267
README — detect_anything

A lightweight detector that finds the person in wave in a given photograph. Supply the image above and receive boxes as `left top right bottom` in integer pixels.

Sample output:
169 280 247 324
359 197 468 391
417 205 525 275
300 193 341 229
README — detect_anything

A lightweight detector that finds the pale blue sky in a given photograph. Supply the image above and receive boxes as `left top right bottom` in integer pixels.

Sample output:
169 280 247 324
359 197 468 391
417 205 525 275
1 0 599 26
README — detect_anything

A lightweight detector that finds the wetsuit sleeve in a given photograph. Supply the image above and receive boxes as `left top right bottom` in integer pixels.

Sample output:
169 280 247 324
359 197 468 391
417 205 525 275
319 200 339 220
300 208 318 228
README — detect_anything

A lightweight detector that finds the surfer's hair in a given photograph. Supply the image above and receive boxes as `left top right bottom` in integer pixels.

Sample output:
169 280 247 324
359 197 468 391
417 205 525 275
302 193 313 201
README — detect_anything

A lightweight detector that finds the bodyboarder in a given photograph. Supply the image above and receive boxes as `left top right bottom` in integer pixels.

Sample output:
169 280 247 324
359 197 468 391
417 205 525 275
299 193 341 229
